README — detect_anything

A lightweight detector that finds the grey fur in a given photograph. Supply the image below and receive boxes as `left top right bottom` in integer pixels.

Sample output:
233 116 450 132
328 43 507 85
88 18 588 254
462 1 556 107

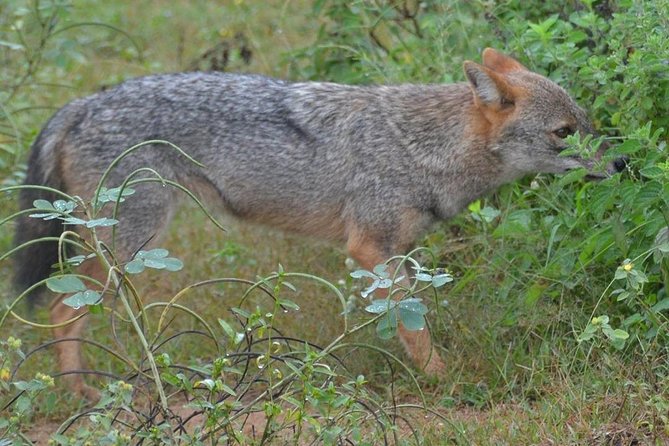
22 70 609 253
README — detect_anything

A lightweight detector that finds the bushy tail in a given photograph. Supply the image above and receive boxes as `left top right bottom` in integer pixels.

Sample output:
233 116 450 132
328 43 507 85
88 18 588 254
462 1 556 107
13 120 66 306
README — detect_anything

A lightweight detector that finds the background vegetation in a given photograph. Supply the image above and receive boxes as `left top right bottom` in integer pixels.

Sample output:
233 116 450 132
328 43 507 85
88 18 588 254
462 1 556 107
1 0 668 444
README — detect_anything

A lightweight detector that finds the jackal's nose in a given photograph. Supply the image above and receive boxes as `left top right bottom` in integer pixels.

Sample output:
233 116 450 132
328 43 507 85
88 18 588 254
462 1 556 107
613 156 629 172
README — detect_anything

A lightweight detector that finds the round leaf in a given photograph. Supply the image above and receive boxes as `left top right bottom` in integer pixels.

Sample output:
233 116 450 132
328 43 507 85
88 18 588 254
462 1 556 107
376 312 397 340
432 273 454 288
398 298 428 315
46 276 87 293
365 299 396 314
125 259 145 274
62 290 101 308
350 270 376 279
162 257 184 271
398 308 426 331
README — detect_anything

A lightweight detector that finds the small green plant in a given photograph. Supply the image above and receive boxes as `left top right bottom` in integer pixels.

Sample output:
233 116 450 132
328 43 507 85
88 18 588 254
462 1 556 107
351 261 453 339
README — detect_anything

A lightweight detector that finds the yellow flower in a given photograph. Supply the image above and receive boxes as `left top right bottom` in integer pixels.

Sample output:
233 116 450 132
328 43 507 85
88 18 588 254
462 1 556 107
623 262 634 272
0 368 10 381
36 372 55 387
7 337 21 349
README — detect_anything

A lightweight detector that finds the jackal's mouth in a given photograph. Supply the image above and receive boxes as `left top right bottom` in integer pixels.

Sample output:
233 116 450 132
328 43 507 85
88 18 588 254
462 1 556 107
584 172 608 180
564 167 608 181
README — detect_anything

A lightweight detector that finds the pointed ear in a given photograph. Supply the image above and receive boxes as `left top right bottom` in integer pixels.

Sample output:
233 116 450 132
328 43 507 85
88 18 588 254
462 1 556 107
481 48 526 73
463 61 515 107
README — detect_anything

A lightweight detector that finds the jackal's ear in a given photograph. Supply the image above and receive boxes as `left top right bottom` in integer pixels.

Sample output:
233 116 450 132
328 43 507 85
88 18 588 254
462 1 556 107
481 48 527 73
463 61 515 108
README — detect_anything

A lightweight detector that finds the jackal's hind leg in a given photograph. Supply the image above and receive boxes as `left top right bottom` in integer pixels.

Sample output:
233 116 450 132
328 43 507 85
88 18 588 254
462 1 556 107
49 261 105 401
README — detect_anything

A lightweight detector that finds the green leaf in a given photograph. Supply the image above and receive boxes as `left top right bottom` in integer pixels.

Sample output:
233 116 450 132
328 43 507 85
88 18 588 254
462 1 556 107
218 318 236 339
577 323 597 342
53 200 76 213
144 258 167 269
360 282 378 299
138 248 169 259
65 254 90 266
29 212 59 219
231 307 251 319
432 273 453 288
615 290 631 302
639 166 664 178
124 259 145 274
129 249 182 272
62 290 101 308
161 257 183 271
15 395 32 413
637 181 662 206
14 379 47 392
376 278 392 288
471 205 501 223
614 267 628 280
414 272 433 282
398 307 425 331
350 270 376 279
612 329 629 340
592 315 609 325
610 138 642 155
558 168 587 186
603 325 629 341
630 269 648 284
372 264 389 278
220 383 237 396
85 218 119 228
651 298 669 313
333 394 352 408
161 372 182 387
61 216 87 225
196 378 216 391
0 39 24 50
30 199 72 220
96 186 135 204
278 299 301 311
33 199 55 210
622 313 643 327
365 299 395 314
653 227 669 262
46 275 87 293
376 312 397 340
397 298 428 315
524 281 546 306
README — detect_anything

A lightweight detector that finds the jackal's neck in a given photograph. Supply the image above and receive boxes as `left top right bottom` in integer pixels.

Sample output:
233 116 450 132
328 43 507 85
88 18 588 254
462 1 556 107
400 84 512 219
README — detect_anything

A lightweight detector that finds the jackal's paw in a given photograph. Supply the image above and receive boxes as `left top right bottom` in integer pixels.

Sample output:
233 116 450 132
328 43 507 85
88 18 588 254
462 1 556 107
423 351 447 376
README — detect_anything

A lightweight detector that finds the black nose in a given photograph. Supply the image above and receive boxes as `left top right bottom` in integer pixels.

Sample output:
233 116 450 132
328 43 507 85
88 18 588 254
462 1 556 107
613 156 629 172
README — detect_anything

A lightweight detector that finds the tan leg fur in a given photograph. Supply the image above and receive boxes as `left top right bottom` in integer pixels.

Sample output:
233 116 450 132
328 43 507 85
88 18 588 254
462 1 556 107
346 225 446 375
49 261 104 401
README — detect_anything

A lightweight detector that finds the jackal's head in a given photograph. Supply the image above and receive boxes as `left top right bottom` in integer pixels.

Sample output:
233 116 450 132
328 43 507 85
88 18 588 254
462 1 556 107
463 48 625 180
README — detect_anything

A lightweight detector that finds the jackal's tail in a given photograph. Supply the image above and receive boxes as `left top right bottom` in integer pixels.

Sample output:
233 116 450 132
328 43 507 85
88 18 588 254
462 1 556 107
13 115 68 306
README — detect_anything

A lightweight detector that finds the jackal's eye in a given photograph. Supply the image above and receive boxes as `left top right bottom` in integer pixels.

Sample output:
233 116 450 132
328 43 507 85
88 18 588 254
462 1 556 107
553 127 574 138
